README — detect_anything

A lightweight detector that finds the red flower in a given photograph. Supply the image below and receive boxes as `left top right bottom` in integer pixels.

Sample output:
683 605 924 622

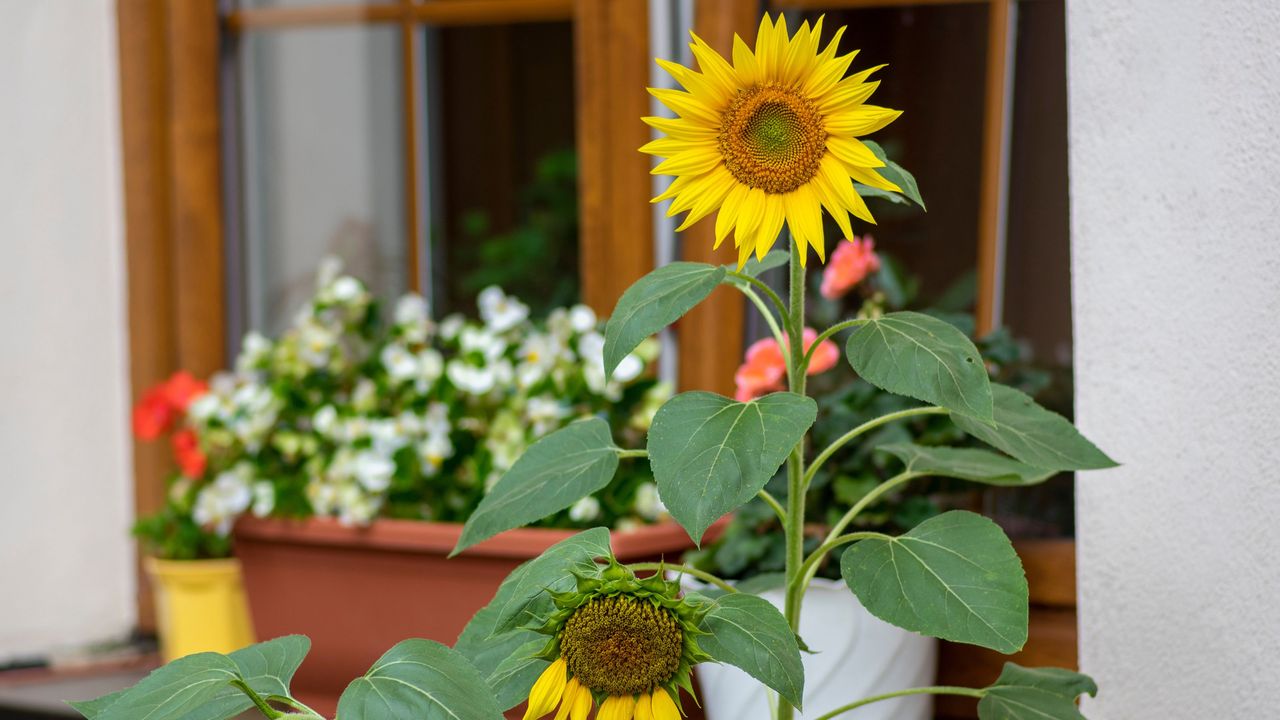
820 236 881 300
170 429 207 478
161 371 208 411
733 329 839 401
132 386 176 440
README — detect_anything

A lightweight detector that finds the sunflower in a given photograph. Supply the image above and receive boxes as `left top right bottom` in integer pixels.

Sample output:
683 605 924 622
522 562 711 720
642 14 902 267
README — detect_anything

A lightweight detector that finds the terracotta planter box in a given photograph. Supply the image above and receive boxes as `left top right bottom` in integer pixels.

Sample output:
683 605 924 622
235 517 711 715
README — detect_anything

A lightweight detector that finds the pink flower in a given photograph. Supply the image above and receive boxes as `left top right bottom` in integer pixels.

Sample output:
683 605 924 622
820 236 880 300
733 329 839 401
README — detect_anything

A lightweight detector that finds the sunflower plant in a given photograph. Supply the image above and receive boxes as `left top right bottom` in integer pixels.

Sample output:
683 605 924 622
74 14 1109 720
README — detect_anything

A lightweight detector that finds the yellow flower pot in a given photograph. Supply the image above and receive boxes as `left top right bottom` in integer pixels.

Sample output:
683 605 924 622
145 557 256 661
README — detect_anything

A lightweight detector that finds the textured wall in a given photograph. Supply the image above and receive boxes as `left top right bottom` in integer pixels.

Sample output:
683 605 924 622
1068 1 1280 716
0 0 135 660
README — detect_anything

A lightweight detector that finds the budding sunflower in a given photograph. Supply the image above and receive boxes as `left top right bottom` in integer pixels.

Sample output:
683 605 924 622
522 561 712 720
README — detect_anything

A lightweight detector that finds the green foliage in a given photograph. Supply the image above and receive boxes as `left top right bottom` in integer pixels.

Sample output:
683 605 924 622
845 311 993 422
860 140 926 210
603 262 726 378
954 383 1118 471
454 419 620 554
841 511 1028 653
877 443 1056 486
132 480 232 560
978 663 1098 720
693 592 806 709
648 391 817 544
337 640 502 720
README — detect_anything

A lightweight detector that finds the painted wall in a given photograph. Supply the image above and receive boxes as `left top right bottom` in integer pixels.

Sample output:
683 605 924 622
0 0 135 661
1068 1 1280 716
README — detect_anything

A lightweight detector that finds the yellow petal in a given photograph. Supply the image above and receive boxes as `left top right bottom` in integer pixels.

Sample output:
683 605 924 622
675 168 736 231
651 149 722 177
689 32 740 99
847 164 901 194
779 20 812 87
825 105 902 137
715 183 750 249
784 187 825 263
827 137 884 169
651 689 682 720
634 692 653 720
648 88 721 125
599 695 637 720
655 57 730 108
735 187 767 249
736 236 755 269
570 685 594 720
642 116 717 140
755 195 786 260
553 679 582 720
731 33 760 86
817 77 881 114
523 659 567 720
651 174 693 204
810 168 856 241
639 137 712 157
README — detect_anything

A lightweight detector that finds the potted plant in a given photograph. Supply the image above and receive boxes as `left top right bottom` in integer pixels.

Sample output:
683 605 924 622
686 239 1065 719
168 260 696 711
79 14 1108 720
131 372 255 661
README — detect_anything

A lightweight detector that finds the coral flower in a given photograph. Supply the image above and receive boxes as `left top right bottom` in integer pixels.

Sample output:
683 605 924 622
643 14 902 267
521 565 709 720
170 429 207 479
820 235 880 299
132 386 176 440
734 328 839 401
161 371 209 411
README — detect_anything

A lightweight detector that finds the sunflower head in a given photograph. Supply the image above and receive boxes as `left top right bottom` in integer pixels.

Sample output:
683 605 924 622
522 561 712 720
643 14 904 267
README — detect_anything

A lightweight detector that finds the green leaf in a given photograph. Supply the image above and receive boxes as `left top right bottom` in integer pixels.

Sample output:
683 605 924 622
648 391 817 544
337 639 503 720
878 443 1055 486
604 262 726 378
845 311 993 421
732 250 788 278
854 183 911 206
68 690 126 718
490 528 611 634
181 636 311 720
455 419 619 554
841 511 1028 653
455 580 544 711
953 384 1118 471
485 639 550 712
698 593 805 709
978 663 1098 720
862 140 926 210
89 653 239 720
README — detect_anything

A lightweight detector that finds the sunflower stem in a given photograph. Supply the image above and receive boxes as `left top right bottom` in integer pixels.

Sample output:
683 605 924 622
627 563 738 594
778 241 808 720
812 686 986 720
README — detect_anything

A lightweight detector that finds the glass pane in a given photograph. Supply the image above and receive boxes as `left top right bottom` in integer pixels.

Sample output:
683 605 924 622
423 21 579 319
239 26 406 335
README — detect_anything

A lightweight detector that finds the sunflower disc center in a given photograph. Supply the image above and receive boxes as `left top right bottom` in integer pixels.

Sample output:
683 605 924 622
559 595 683 696
718 83 826 194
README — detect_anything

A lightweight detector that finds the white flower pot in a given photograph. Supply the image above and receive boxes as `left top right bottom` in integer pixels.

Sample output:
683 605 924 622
693 578 937 720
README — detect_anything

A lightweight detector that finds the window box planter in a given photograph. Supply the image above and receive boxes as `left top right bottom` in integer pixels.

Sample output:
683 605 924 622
234 517 715 715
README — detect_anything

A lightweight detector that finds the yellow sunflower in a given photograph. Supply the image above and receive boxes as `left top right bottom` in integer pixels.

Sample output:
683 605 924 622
521 564 711 720
642 14 902 267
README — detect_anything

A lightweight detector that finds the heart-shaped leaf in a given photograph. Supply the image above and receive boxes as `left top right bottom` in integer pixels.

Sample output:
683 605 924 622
181 636 311 720
953 383 1117 471
87 653 239 720
455 419 619 555
604 262 725 378
485 639 550 712
841 511 1028 653
698 593 805 710
338 639 502 720
490 527 611 634
846 311 992 421
978 663 1098 720
648 391 817 544
455 577 545 711
877 443 1055 486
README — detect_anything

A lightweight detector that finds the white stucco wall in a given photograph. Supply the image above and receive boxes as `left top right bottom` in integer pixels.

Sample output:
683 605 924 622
1068 1 1280 716
0 0 135 660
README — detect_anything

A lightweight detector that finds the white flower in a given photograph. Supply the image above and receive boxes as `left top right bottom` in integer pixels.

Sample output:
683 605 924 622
252 481 276 517
547 308 574 340
460 327 508 362
352 378 378 413
313 405 339 437
352 450 395 492
634 482 666 521
415 348 444 391
447 360 497 396
368 419 411 456
515 333 565 389
330 276 363 303
316 256 343 287
478 286 530 332
439 314 466 341
192 469 253 536
569 304 597 333
298 320 337 368
394 293 430 326
569 496 602 523
526 395 569 437
307 479 339 515
578 331 642 399
423 402 451 437
187 393 222 424
235 331 272 374
381 343 420 383
418 433 454 476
